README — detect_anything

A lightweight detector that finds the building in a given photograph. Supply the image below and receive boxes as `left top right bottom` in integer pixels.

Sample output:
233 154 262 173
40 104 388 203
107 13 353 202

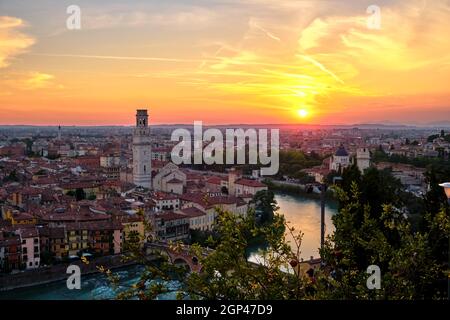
151 212 190 242
177 206 209 231
356 147 371 172
180 192 249 230
234 178 267 196
5 211 37 226
228 168 268 196
17 227 40 269
100 155 120 168
151 147 171 162
205 176 228 193
151 191 180 211
39 226 68 261
152 163 186 194
0 232 21 272
113 213 145 245
65 221 122 257
133 109 152 189
329 144 350 173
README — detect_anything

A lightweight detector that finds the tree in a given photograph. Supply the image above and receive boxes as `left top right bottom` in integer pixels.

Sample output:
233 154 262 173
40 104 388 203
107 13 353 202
319 182 448 299
340 164 362 193
4 170 19 182
278 150 323 179
220 186 228 195
66 190 75 197
250 190 279 225
421 164 450 266
87 194 97 201
75 188 86 201
427 134 439 142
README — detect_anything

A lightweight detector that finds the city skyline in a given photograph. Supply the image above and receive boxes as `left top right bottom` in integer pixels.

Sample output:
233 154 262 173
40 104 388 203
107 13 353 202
1 0 450 125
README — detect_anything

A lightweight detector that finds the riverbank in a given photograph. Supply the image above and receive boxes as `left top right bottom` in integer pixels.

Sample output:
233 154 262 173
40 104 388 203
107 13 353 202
264 179 336 202
0 254 136 292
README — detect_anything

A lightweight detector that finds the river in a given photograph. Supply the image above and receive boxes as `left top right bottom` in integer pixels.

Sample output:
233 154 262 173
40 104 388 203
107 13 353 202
0 192 338 300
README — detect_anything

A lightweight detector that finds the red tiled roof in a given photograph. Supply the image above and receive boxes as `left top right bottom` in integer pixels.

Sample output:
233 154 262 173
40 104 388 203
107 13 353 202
155 211 188 222
235 178 266 188
206 176 226 185
17 227 39 238
152 191 179 201
180 192 243 209
179 206 206 218
13 212 35 220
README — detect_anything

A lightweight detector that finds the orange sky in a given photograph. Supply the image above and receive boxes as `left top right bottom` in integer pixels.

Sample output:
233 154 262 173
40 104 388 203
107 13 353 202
0 0 449 125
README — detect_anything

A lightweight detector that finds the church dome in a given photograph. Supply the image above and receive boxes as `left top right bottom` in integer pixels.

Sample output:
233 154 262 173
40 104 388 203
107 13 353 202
335 145 348 157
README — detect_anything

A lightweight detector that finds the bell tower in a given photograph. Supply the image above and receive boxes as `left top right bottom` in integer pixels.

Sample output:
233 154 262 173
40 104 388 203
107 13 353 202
133 109 152 189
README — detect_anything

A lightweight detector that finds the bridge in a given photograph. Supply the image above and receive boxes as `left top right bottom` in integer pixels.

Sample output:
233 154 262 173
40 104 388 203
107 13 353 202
144 241 214 273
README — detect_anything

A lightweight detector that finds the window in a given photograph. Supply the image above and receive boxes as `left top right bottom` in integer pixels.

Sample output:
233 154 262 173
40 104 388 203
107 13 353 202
29 262 32 267
23 247 27 254
34 238 38 244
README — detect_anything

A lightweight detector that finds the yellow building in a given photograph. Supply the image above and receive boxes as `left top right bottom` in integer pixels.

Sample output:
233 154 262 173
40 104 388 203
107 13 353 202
5 211 37 226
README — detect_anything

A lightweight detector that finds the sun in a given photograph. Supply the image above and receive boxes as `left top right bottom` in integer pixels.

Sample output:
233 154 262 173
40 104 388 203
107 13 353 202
297 109 308 118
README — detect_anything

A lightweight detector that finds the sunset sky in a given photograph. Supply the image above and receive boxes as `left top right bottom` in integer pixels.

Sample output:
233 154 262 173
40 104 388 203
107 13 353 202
0 0 449 125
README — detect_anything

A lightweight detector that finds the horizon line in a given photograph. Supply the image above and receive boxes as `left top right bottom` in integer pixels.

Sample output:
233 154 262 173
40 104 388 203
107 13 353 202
1 122 449 128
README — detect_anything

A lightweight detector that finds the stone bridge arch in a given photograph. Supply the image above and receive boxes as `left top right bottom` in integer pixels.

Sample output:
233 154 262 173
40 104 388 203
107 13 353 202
145 243 203 273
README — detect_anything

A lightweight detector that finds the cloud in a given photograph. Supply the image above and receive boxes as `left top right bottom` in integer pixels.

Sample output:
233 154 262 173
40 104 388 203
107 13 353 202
0 72 59 91
0 16 35 68
25 72 56 89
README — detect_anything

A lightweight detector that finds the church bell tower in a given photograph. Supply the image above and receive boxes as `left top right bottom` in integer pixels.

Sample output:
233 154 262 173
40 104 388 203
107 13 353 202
133 109 152 189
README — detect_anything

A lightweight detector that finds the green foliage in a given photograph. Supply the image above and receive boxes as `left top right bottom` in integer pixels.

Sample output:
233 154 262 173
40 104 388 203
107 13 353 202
427 134 440 142
189 229 219 249
251 190 279 225
87 194 97 201
372 148 449 167
4 170 18 182
319 182 448 299
339 166 404 221
66 190 75 197
74 188 86 201
278 150 323 179
183 210 305 300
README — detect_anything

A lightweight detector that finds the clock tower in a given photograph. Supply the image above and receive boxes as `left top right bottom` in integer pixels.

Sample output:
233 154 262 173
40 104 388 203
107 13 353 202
133 109 152 189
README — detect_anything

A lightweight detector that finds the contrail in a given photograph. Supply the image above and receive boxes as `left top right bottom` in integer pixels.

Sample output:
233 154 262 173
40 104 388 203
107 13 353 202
249 20 281 42
299 54 345 84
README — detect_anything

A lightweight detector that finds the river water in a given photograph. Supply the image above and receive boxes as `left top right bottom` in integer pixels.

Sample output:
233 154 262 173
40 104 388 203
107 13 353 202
0 192 338 300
